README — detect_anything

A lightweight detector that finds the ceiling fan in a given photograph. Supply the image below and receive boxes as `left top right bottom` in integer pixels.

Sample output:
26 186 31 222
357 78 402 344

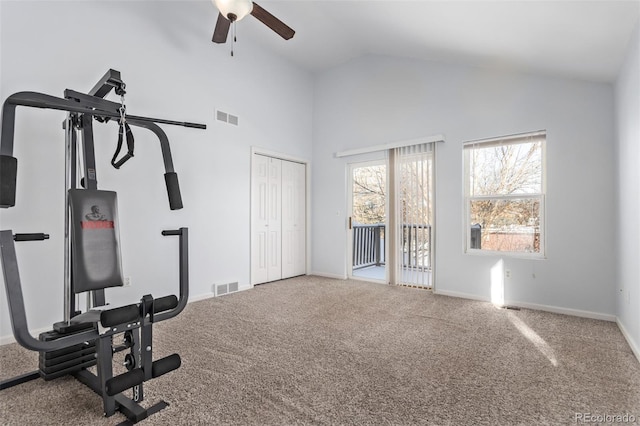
211 0 295 44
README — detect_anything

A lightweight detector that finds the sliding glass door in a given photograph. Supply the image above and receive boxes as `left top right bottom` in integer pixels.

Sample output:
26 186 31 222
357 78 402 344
347 142 435 288
348 160 387 282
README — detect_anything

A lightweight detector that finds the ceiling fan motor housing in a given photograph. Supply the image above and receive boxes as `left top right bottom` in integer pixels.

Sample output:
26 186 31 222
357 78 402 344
214 0 253 22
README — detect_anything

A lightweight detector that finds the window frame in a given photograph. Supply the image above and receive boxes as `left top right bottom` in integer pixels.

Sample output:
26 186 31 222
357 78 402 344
463 131 547 259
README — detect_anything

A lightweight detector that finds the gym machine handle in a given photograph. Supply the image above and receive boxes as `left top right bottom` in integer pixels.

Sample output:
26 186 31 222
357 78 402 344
0 230 98 351
154 227 189 323
1 91 205 211
0 227 189 352
152 295 179 314
13 233 49 242
0 155 17 208
164 173 183 211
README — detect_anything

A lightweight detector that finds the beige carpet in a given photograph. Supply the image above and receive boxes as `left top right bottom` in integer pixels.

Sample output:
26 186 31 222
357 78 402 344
1 276 639 425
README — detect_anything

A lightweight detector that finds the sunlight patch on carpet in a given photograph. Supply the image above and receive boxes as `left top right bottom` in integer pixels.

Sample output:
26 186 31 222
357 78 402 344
508 311 558 366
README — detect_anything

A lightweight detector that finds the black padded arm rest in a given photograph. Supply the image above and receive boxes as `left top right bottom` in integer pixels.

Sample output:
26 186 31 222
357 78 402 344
164 172 183 210
140 295 178 317
154 295 178 314
100 304 140 328
1 155 18 208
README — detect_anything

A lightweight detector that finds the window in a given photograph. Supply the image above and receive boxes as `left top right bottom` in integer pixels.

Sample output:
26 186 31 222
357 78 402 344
463 131 546 257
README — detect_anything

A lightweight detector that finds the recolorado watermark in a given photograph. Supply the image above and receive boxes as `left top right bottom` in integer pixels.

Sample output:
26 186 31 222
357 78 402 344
575 413 637 423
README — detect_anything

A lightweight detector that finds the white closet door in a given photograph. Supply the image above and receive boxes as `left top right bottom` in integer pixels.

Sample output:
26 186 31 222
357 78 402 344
252 155 282 284
266 158 282 281
282 160 306 278
251 155 270 285
252 154 305 285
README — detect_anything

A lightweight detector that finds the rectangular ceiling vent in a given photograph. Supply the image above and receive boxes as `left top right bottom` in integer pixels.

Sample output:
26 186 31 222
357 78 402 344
216 109 239 126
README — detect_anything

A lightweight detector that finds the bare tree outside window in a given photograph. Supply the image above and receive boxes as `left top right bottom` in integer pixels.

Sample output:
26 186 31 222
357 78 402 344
352 165 386 225
465 133 545 255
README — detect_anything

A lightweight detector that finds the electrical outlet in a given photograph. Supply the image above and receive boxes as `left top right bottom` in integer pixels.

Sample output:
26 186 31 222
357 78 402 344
124 276 131 287
505 270 512 279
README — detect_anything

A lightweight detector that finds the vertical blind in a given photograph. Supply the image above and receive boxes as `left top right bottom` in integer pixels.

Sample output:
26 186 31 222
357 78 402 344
393 143 434 287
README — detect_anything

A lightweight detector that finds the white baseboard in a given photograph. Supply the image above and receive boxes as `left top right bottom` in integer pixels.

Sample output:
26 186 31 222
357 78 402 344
188 292 217 303
434 288 490 303
433 288 616 322
616 318 640 363
511 301 616 322
310 271 347 280
189 284 252 303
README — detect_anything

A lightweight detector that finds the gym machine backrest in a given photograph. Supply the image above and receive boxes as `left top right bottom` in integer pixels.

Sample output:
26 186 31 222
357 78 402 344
0 69 206 423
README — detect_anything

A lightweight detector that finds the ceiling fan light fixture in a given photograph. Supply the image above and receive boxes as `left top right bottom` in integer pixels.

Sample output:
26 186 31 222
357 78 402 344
213 0 253 22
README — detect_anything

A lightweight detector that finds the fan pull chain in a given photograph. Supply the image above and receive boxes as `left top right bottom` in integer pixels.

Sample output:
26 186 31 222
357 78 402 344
231 21 237 57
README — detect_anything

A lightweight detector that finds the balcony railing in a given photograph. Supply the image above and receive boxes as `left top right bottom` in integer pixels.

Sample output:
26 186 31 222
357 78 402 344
352 224 431 271
353 224 385 270
400 223 431 270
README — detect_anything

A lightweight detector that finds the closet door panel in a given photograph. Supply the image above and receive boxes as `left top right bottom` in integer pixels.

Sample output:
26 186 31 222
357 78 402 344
282 160 306 279
266 158 282 281
251 155 270 285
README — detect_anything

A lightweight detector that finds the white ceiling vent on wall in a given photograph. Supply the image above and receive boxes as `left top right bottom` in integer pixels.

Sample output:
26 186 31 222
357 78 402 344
216 109 239 126
214 282 239 297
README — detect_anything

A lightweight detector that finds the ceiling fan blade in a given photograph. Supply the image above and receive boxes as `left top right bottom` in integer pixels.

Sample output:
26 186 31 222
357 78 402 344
212 12 231 43
250 2 295 40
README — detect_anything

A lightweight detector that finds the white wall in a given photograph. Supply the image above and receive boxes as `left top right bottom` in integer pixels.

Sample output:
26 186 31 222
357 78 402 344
312 55 617 318
615 22 640 358
0 1 313 339
0 1 630 345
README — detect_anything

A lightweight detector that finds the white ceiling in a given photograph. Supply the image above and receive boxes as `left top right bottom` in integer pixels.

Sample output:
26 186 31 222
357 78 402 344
221 0 640 82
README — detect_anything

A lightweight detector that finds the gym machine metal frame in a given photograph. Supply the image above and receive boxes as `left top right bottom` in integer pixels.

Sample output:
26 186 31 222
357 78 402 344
0 69 205 423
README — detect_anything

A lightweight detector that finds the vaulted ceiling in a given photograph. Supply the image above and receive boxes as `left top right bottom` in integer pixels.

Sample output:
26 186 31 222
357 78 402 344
210 0 639 82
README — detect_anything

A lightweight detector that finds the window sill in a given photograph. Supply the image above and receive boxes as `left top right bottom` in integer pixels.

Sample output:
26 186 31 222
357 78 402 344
464 249 546 260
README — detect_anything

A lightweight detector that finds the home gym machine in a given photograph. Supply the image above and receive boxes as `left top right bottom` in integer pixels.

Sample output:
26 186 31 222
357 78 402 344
0 69 205 423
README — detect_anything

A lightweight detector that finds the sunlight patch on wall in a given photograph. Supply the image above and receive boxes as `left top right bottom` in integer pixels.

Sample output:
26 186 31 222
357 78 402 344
491 259 505 307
